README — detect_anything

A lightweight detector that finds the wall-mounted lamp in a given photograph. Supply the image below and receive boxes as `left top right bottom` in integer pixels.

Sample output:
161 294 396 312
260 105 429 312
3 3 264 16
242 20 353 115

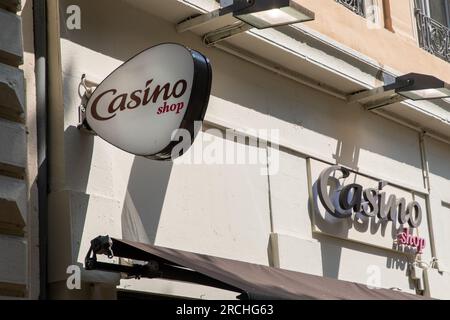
348 73 450 111
386 73 450 101
230 0 315 29
177 0 314 45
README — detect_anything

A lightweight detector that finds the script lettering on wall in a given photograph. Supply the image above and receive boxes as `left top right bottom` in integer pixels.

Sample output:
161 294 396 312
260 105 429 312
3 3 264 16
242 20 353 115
309 160 429 255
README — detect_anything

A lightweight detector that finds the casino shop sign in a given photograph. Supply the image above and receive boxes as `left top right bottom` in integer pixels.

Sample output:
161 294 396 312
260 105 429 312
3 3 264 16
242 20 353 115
82 43 212 160
309 160 429 255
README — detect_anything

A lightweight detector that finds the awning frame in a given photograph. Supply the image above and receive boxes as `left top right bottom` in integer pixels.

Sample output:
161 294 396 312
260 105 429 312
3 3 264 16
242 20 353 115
84 235 244 296
84 235 429 300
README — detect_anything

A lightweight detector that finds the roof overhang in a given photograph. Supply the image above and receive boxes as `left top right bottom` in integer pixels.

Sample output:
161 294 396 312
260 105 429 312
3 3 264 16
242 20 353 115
122 0 450 141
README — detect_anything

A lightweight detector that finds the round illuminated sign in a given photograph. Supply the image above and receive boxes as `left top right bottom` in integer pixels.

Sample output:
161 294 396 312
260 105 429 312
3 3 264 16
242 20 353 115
85 43 212 160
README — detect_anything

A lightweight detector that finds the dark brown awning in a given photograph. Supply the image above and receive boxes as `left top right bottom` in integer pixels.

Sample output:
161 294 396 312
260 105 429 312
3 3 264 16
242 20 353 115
85 236 429 300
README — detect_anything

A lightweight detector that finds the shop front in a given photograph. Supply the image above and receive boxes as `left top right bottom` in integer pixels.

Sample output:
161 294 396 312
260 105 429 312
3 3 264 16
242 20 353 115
43 0 450 300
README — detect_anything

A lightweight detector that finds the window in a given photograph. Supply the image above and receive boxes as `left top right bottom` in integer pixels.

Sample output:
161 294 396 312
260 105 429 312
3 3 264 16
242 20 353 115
415 0 450 63
335 0 366 17
416 0 450 27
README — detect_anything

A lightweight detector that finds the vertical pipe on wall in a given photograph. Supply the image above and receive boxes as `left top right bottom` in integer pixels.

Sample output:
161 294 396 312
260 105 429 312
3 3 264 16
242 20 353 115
45 0 67 298
265 147 276 267
418 131 439 297
33 0 48 300
419 132 438 262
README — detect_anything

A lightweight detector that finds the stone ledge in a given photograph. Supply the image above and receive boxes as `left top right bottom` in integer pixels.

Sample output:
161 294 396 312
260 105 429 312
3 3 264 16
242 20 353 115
0 0 21 13
0 62 25 121
0 176 26 235
0 235 27 296
0 8 23 66
0 118 26 175
0 163 26 181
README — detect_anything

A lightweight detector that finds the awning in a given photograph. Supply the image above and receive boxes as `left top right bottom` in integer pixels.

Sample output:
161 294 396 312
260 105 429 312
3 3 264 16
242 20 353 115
85 236 428 300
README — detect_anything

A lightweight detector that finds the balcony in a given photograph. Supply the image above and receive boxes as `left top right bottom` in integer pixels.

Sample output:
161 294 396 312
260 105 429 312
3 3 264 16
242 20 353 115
335 0 365 17
416 10 450 63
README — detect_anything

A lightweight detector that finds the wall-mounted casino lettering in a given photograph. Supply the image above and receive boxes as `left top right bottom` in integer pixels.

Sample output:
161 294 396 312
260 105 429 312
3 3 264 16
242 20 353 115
84 43 212 160
310 161 429 255
317 166 423 228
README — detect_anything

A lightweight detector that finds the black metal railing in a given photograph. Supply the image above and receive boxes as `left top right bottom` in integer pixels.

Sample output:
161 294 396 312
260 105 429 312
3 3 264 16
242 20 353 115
415 10 450 63
335 0 366 17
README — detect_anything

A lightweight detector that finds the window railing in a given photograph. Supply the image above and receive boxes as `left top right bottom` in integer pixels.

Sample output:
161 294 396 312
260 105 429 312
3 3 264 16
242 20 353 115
415 10 450 63
335 0 366 17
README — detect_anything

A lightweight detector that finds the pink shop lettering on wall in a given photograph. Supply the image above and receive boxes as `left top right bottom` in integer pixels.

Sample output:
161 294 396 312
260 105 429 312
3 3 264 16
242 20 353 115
397 228 426 254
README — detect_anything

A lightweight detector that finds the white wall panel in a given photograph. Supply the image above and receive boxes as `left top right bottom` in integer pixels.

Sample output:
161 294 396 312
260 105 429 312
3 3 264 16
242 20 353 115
273 233 416 294
268 149 312 238
122 131 272 265
425 137 450 272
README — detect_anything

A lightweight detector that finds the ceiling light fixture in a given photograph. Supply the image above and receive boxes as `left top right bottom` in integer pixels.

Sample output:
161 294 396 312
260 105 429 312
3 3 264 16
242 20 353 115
348 73 450 111
177 0 315 38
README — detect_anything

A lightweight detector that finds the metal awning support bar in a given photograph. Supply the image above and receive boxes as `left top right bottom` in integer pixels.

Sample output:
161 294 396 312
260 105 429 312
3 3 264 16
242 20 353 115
84 236 243 294
77 74 98 134
85 260 162 279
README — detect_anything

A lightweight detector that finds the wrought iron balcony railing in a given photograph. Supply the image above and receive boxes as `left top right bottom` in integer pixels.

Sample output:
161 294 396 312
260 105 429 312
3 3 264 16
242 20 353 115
415 10 450 63
335 0 365 17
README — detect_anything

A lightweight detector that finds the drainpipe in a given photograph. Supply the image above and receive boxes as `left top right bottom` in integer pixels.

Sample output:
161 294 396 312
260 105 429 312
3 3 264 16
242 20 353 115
33 0 48 300
419 132 437 261
419 131 439 297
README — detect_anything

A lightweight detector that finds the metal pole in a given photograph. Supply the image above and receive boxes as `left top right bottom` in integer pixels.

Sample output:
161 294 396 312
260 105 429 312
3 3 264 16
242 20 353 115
33 0 48 300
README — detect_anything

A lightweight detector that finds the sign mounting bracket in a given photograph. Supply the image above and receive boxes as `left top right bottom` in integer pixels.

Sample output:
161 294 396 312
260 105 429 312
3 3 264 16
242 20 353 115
77 74 98 135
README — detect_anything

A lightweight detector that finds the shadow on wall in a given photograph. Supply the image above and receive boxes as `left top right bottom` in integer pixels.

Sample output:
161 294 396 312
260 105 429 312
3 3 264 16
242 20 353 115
312 233 416 291
57 0 189 247
22 0 34 53
62 125 94 262
121 156 173 244
61 126 172 259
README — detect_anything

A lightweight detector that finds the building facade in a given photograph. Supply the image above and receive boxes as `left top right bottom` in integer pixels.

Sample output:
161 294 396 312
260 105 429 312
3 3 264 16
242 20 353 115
1 0 450 300
0 0 39 299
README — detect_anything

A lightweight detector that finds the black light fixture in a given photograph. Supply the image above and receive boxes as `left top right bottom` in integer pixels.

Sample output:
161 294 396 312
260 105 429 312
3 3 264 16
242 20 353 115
224 0 315 29
177 0 315 37
384 73 450 101
348 73 450 110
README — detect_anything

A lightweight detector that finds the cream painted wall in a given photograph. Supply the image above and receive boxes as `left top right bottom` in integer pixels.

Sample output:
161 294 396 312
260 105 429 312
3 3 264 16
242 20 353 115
424 134 450 299
388 0 417 42
425 137 450 274
48 0 450 299
299 0 450 84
